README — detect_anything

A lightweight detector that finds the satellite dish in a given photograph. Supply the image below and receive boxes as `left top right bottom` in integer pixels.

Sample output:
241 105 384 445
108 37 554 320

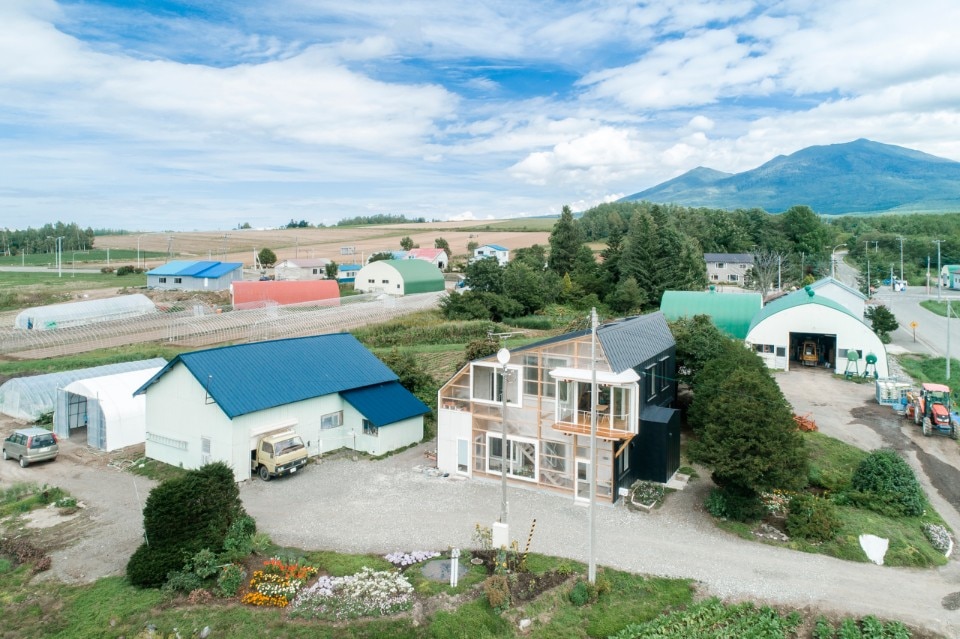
496 348 511 365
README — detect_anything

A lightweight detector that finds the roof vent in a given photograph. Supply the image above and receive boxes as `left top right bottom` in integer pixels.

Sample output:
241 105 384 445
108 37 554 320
804 285 815 297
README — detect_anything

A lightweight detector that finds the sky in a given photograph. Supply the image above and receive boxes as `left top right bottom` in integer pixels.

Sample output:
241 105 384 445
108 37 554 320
2 0 959 232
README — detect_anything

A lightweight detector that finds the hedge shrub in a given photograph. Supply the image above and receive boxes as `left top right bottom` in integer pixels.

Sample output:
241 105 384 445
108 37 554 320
850 450 924 517
786 493 841 542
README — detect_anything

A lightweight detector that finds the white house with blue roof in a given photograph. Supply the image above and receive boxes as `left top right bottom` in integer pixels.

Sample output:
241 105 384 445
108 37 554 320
745 285 888 376
146 260 243 291
135 334 429 481
472 244 509 266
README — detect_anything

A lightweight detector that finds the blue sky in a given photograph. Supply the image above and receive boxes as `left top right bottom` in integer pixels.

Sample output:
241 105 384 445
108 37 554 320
1 0 959 231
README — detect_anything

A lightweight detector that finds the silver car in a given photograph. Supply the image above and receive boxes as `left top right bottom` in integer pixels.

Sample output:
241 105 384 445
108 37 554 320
2 428 59 468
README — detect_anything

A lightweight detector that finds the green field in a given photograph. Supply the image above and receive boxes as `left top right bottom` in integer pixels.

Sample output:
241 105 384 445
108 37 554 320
0 272 146 311
920 299 960 318
0 249 164 267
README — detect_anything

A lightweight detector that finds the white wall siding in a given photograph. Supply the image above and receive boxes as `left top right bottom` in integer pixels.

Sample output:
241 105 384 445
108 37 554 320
437 408 472 474
354 262 403 295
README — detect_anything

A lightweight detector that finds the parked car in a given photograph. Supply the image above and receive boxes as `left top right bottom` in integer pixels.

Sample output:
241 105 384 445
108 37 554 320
2 428 59 468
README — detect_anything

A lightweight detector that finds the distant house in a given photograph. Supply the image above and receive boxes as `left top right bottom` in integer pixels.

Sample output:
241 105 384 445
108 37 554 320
941 265 960 290
659 289 762 340
147 260 243 291
436 313 681 502
473 244 509 266
134 335 430 481
337 263 361 284
406 248 449 270
274 258 331 281
704 253 753 285
230 280 340 309
354 259 445 296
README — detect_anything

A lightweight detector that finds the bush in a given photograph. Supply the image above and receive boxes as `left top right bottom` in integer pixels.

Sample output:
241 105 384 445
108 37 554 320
568 579 590 606
221 515 256 561
484 575 511 612
100 266 114 274
850 450 924 517
786 493 841 542
115 265 143 276
162 569 204 594
127 544 183 589
217 563 246 597
704 487 766 522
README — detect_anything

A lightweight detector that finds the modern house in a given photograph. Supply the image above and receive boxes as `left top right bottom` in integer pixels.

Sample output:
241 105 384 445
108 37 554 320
406 248 449 270
436 313 680 503
146 260 243 291
353 259 445 295
134 335 429 481
659 289 762 340
745 285 888 376
230 280 339 309
704 253 753 285
274 258 331 281
473 244 510 266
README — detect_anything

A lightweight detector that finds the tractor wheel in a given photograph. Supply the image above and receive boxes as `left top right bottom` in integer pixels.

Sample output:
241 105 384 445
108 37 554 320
951 427 958 441
258 465 271 481
922 418 931 437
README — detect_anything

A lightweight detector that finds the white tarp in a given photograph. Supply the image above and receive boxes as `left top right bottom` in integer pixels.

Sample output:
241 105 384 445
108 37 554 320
56 367 162 451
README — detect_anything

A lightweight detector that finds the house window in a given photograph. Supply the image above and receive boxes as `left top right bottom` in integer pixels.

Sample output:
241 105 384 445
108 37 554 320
174 277 182 284
397 284 401 289
755 344 774 354
543 357 566 398
741 263 748 269
716 262 725 269
320 411 343 430
618 446 630 474
486 433 537 482
541 441 567 473
382 279 389 284
362 419 378 436
159 277 167 283
312 268 319 274
710 274 719 281
471 364 520 405
523 355 539 395
776 347 786 357
728 274 739 282
645 364 656 398
368 278 375 284
457 439 468 473
658 357 670 391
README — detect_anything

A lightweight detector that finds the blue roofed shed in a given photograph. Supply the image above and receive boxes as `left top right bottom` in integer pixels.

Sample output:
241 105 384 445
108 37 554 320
135 334 429 480
146 260 243 291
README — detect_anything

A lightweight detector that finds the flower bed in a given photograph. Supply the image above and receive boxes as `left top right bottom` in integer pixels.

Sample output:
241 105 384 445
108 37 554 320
626 480 665 512
240 557 317 608
290 567 414 620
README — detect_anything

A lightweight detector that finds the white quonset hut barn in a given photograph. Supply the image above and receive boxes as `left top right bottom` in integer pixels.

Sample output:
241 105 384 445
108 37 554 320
353 259 445 296
745 285 888 377
53 366 163 451
808 277 868 319
15 294 155 330
134 335 429 481
0 359 167 422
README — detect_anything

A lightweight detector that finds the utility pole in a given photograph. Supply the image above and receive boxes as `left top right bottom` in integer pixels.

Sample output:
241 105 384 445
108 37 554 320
897 235 904 284
934 239 943 301
948 299 952 380
864 241 870 295
588 307 598 584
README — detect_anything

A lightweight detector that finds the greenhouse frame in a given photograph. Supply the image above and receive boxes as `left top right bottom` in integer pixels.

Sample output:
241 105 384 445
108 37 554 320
15 294 156 331
0 358 167 422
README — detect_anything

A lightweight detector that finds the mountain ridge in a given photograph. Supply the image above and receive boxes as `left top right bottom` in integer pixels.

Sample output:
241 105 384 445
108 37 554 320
621 139 960 214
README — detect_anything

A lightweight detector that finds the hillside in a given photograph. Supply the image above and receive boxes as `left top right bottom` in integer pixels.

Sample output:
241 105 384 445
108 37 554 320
622 139 960 214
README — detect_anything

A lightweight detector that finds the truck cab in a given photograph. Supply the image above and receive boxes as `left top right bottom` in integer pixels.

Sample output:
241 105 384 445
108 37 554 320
252 430 308 481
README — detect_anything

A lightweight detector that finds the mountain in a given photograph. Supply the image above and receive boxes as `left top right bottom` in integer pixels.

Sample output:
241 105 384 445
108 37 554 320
621 139 960 214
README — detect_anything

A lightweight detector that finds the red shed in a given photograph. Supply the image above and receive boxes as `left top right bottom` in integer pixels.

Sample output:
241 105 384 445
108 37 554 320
231 280 340 309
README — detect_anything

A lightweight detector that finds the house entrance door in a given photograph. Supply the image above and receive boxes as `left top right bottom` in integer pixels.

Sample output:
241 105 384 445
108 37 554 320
575 458 590 501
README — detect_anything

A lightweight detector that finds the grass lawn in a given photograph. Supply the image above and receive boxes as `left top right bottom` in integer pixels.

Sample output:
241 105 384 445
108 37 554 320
0 343 187 378
919 300 959 318
898 353 960 390
0 249 164 267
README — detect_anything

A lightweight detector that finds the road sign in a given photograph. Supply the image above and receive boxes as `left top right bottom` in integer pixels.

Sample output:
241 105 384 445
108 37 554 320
910 321 918 329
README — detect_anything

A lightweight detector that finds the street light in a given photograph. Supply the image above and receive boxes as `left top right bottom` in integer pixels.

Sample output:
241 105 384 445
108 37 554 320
136 234 145 270
831 244 846 279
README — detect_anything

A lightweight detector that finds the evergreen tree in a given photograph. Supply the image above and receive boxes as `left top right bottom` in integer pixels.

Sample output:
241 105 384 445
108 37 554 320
620 211 657 299
668 315 730 386
600 224 625 285
606 276 645 314
570 245 605 297
548 205 583 276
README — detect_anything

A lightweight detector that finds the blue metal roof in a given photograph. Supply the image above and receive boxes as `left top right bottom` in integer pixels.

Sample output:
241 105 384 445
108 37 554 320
134 334 398 418
146 260 242 278
341 381 430 427
339 264 361 271
483 244 508 251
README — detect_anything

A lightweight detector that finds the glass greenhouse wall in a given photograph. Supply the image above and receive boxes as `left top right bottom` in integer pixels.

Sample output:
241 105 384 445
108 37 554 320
14 294 156 331
0 358 167 421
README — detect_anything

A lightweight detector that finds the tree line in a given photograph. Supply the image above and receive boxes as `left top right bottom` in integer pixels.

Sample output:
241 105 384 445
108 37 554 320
1 222 95 255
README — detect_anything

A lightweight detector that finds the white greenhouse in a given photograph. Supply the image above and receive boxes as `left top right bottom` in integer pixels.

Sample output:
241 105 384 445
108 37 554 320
0 358 167 422
14 294 156 331
54 367 163 451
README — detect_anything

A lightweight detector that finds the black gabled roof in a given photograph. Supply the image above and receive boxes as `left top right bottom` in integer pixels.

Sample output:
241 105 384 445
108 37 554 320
597 312 675 372
512 312 674 373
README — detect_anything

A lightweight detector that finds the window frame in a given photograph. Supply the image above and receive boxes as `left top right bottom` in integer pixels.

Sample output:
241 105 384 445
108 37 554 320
470 363 522 407
320 411 343 430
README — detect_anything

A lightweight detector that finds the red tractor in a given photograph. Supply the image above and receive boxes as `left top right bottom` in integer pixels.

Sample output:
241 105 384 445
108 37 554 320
911 383 956 439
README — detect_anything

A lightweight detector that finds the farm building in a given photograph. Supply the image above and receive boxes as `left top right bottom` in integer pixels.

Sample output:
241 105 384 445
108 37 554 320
0 358 167 422
134 335 429 481
436 313 680 503
353 259 445 296
15 294 156 331
472 244 509 266
53 366 163 451
704 253 753 286
745 286 888 377
406 248 448 270
659 289 762 339
274 258 331 281
941 265 960 290
146 260 243 291
337 263 361 284
230 280 339 309
808 277 867 318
